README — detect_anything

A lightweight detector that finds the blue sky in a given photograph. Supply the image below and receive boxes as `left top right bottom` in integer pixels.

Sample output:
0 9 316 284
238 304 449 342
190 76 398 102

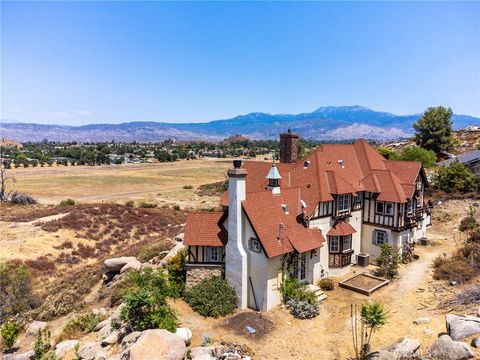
1 1 479 125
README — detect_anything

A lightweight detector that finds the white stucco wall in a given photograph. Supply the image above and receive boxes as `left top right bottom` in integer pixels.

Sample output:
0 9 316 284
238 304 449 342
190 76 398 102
361 224 395 259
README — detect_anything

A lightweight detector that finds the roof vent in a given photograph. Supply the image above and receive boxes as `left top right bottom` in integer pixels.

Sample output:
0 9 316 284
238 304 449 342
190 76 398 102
338 160 345 168
303 160 311 169
281 204 289 214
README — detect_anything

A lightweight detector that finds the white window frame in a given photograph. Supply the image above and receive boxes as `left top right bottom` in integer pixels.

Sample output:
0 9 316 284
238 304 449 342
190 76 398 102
338 194 350 213
206 246 221 262
249 238 261 253
385 202 394 216
342 235 352 253
374 230 387 246
375 201 385 214
330 236 340 253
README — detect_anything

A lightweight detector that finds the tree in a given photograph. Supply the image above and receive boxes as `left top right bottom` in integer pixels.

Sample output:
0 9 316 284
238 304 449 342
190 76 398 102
435 160 479 193
0 165 14 202
399 146 437 168
377 147 400 160
0 319 21 350
376 243 401 279
413 106 454 153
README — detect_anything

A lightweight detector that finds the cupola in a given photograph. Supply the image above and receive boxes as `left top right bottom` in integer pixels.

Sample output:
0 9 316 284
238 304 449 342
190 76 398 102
266 161 282 194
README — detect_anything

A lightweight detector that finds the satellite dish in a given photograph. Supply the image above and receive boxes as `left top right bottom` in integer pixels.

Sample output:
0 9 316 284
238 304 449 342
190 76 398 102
300 200 307 208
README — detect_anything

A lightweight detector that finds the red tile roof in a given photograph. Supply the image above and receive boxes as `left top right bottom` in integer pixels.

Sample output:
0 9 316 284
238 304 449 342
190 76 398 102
184 212 227 246
327 221 357 236
242 188 325 257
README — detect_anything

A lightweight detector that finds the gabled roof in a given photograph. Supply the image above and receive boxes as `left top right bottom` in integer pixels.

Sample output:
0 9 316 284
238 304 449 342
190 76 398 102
327 221 357 236
242 188 325 257
184 212 227 246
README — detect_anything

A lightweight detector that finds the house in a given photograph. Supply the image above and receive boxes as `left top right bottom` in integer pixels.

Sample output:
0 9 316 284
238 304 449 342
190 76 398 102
436 149 480 174
184 130 430 311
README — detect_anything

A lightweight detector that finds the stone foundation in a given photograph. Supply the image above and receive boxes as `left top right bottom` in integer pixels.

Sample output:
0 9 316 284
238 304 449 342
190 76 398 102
186 264 224 288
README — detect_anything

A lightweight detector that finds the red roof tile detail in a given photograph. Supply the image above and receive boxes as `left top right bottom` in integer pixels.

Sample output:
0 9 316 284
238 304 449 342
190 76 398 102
327 221 357 236
184 212 227 246
242 188 325 257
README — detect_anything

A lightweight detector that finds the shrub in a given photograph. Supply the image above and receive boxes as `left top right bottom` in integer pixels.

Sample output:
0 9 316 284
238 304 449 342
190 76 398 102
185 276 236 318
317 278 334 291
435 160 479 193
0 261 38 320
167 248 187 298
125 200 135 208
34 328 52 360
377 147 399 160
286 298 319 319
172 205 181 211
182 185 193 190
138 201 157 208
433 255 477 283
25 256 56 273
59 198 75 207
399 146 437 168
120 268 177 331
136 240 174 263
459 216 479 234
57 312 101 342
376 243 401 279
0 319 21 349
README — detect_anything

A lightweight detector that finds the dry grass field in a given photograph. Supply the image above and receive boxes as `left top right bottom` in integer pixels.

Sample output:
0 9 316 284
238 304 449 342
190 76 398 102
5 159 231 207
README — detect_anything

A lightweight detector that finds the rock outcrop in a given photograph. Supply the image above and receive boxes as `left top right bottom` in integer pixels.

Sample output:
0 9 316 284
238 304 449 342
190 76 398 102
78 342 107 360
55 340 80 358
104 257 138 273
25 321 48 337
119 329 186 360
428 334 474 360
446 314 480 341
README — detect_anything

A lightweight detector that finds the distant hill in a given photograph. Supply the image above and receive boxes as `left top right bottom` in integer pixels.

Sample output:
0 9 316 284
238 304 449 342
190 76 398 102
1 105 478 142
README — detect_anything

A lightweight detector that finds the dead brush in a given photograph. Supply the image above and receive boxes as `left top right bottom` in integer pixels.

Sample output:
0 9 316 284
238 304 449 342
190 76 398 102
25 256 56 273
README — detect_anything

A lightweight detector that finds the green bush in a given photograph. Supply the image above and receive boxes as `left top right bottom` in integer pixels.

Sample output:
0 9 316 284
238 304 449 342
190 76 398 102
167 248 187 298
185 276 236 318
377 147 400 160
120 268 177 331
376 243 401 279
317 278 334 291
59 198 75 207
0 319 21 349
399 146 437 168
57 312 101 342
435 160 479 193
0 261 38 319
280 276 319 319
34 328 52 360
138 202 157 208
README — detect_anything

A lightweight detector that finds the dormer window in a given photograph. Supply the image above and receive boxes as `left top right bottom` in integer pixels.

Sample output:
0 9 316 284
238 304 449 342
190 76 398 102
338 194 350 213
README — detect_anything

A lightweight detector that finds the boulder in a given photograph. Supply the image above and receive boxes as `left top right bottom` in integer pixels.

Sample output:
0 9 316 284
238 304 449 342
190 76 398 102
472 337 480 348
94 319 110 332
25 321 48 336
78 342 107 360
93 307 107 317
55 340 79 358
101 331 120 347
120 331 142 351
2 350 34 360
190 346 216 360
110 303 126 327
413 317 431 325
120 260 142 274
104 257 137 272
97 323 113 340
446 314 480 341
175 327 192 344
428 334 474 360
383 337 421 359
120 329 186 360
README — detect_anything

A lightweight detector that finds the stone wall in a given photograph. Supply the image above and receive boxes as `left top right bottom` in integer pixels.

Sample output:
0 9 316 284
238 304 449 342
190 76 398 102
186 264 224 288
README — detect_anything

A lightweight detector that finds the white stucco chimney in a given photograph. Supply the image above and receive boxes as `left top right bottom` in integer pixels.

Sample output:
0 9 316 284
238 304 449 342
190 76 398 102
226 160 248 309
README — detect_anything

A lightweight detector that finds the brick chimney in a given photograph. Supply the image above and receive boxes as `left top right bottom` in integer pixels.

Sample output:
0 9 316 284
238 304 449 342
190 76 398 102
279 129 299 163
225 160 248 309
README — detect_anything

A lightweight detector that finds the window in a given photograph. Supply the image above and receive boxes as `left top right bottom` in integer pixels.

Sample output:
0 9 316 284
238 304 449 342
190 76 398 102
373 230 387 246
355 192 364 205
338 194 350 212
342 235 352 252
249 238 261 253
407 199 413 214
330 236 340 252
206 246 221 262
376 201 394 216
416 180 422 191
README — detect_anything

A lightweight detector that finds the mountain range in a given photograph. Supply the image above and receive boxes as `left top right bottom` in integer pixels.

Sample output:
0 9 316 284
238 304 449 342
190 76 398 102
1 106 478 143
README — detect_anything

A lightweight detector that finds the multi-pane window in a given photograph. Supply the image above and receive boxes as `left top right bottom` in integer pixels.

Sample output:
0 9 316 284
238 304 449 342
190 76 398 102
338 194 350 212
373 230 387 246
330 236 340 252
249 238 261 253
376 201 394 215
343 235 352 252
206 246 221 262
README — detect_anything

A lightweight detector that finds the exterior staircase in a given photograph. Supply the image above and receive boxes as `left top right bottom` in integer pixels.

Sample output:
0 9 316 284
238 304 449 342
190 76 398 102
307 284 327 302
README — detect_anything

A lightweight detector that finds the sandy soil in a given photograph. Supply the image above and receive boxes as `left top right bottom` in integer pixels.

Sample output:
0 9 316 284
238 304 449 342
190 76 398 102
174 199 478 360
